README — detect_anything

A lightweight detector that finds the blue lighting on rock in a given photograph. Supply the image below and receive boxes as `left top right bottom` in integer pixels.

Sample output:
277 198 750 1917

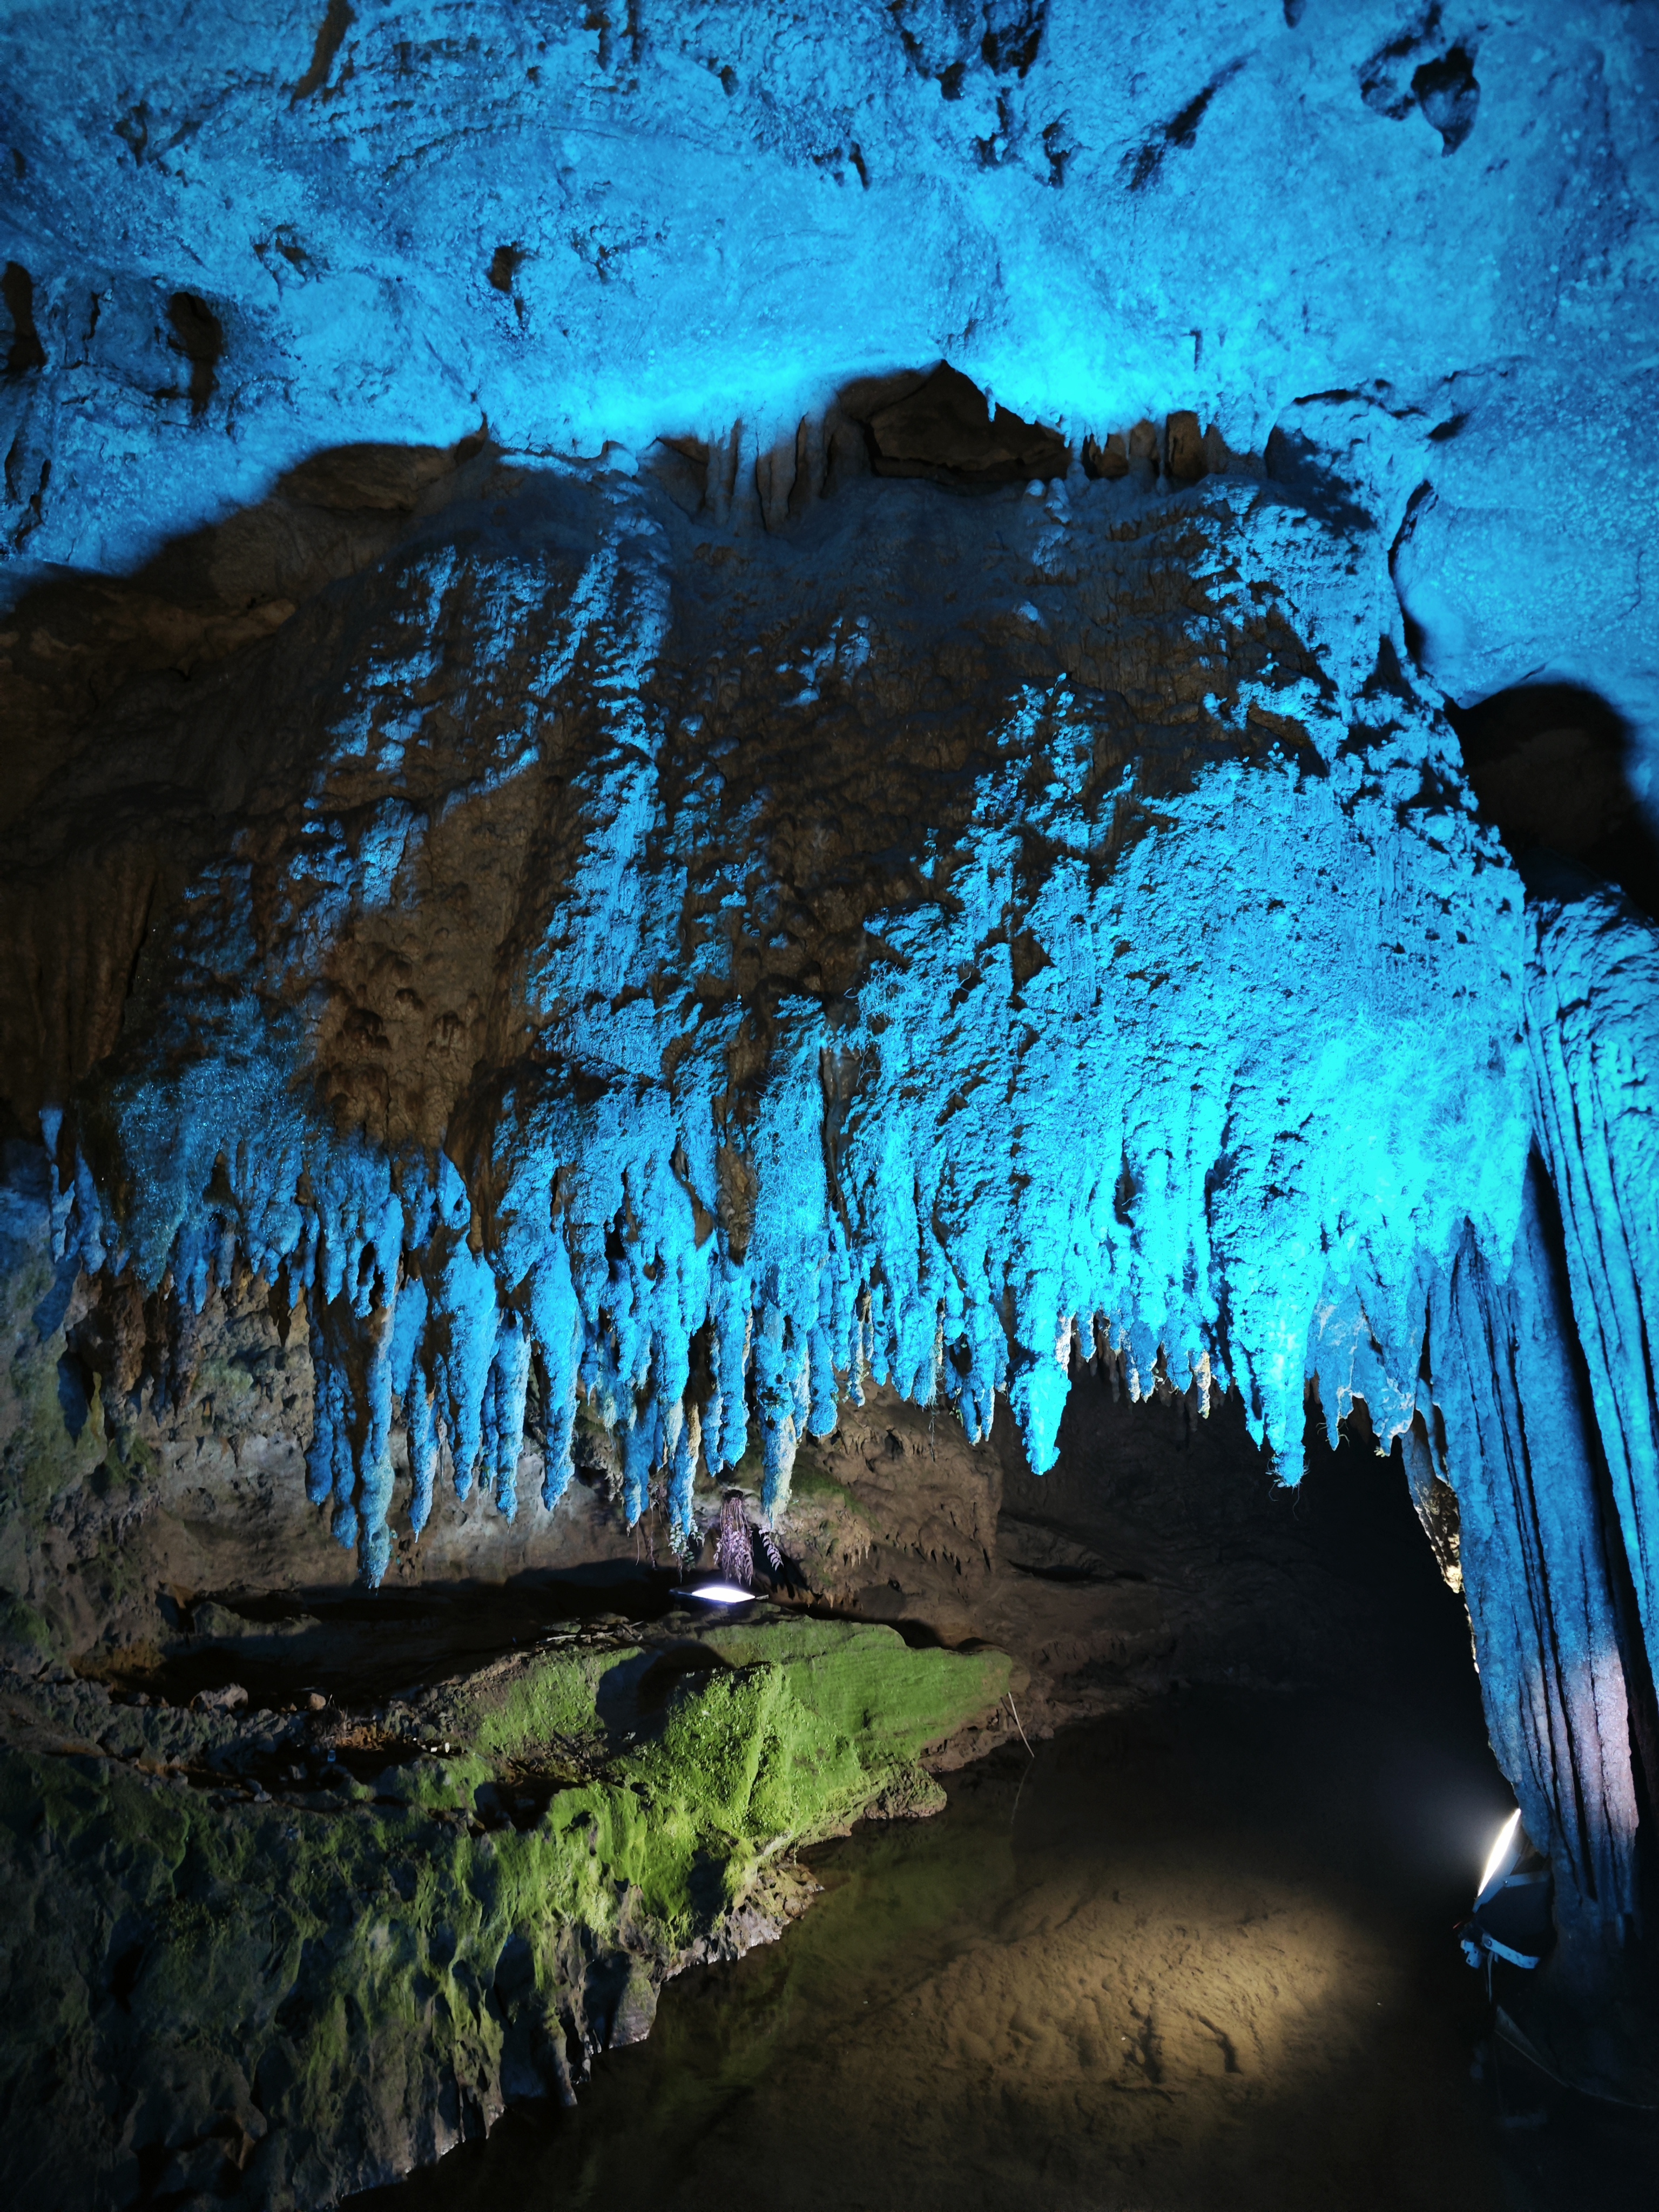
5 0 1658 2000
49 464 1533 1584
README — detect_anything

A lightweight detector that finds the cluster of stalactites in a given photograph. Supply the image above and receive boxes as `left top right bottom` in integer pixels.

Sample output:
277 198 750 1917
50 1115 1292 1586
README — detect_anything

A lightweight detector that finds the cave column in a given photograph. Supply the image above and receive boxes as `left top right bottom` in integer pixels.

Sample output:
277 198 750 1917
1434 1162 1642 1969
1524 886 1659 1687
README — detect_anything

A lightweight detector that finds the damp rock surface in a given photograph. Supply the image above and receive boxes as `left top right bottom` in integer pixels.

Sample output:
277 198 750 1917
355 1678 1515 2212
0 1612 1007 2211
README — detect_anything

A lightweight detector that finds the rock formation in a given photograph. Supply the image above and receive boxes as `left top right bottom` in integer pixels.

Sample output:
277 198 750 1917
1 1612 1005 2208
3 0 1659 2194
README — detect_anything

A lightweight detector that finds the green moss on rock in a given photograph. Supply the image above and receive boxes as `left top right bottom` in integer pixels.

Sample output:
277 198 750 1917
464 1641 634 1759
0 1614 1008 2210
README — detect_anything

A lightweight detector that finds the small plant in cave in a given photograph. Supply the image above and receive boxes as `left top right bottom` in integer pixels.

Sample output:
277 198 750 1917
714 1491 754 1587
711 1491 785 1587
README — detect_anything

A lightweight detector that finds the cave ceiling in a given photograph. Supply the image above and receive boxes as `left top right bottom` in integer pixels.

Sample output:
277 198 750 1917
5 1 1658 1563
3 1 1656 748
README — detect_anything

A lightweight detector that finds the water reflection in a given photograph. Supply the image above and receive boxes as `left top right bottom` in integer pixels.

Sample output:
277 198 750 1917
361 1682 1512 2211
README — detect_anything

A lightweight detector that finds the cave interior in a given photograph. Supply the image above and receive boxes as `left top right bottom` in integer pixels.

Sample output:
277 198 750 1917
3 3 1659 2207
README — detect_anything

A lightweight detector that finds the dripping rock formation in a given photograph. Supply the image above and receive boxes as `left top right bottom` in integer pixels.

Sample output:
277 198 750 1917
3 0 1659 2201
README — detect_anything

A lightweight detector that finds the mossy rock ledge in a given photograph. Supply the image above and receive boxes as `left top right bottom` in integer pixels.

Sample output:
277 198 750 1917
0 1609 1010 2209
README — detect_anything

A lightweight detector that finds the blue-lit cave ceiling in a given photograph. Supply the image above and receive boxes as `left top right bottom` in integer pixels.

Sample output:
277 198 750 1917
4 0 1659 2166
31 450 1539 1546
4 0 1657 760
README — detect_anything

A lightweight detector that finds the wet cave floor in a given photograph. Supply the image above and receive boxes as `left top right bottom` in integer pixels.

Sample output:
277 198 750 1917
353 1658 1648 2212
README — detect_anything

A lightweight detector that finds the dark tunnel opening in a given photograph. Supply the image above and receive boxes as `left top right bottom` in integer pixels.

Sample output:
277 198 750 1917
1446 683 1659 922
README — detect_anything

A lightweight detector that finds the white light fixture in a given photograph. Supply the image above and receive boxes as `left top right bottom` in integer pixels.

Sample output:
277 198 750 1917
1476 1808 1523 1905
671 1581 754 1605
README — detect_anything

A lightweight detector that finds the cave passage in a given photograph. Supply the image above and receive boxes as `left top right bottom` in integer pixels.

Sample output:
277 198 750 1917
350 1427 1519 2212
348 1421 1657 2212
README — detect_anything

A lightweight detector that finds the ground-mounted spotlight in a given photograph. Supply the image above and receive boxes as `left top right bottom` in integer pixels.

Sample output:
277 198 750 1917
1459 1808 1553 1975
670 1581 756 1606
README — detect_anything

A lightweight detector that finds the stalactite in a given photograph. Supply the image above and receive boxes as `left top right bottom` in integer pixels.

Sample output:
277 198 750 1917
47 466 1532 1584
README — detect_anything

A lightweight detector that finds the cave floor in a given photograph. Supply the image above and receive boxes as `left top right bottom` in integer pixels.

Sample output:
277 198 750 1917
352 1671 1643 2212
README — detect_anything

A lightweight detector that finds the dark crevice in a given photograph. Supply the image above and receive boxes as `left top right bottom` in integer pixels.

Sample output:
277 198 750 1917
487 244 525 294
3 261 45 374
109 1941 145 2010
1359 8 1444 120
1357 12 1478 154
166 292 224 420
980 0 1046 78
1413 46 1480 155
293 0 355 104
1008 1559 1101 1584
1126 64 1242 192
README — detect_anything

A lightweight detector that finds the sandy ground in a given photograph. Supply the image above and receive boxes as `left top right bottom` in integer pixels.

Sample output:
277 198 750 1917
360 1677 1514 2212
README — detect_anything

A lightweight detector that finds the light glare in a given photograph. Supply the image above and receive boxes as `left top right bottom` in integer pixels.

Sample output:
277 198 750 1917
673 1582 754 1605
1478 1808 1522 1899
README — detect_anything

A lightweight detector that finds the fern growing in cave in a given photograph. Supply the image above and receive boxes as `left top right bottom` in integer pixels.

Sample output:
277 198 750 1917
714 1492 755 1588
710 1493 785 1585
